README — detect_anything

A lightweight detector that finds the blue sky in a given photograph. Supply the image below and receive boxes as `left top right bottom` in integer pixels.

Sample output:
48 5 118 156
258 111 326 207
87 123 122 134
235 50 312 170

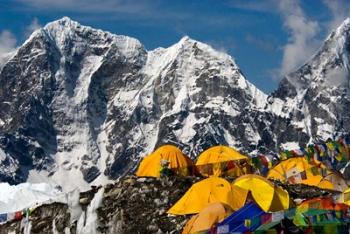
0 0 349 93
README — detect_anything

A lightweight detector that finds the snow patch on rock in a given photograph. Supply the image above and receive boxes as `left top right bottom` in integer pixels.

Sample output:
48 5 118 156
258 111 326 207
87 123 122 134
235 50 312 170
0 183 64 213
77 187 104 234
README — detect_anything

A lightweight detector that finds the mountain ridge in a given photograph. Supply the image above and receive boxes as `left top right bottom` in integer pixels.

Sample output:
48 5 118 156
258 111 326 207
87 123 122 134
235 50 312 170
1 17 350 190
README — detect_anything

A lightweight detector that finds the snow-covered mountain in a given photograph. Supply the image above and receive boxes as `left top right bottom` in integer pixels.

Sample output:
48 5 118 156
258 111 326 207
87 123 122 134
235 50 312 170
1 17 350 190
270 18 350 148
0 17 271 191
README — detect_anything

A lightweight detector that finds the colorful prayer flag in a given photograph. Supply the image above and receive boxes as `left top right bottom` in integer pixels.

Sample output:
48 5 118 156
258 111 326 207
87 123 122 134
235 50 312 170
293 212 308 226
310 167 320 176
272 211 284 222
7 212 15 221
0 213 6 223
261 213 272 224
321 168 328 176
244 219 251 228
280 152 287 160
300 171 307 180
14 211 22 221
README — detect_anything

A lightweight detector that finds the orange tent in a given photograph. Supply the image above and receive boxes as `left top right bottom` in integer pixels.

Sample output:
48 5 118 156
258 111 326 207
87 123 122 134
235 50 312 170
196 145 249 177
136 145 193 177
182 202 233 234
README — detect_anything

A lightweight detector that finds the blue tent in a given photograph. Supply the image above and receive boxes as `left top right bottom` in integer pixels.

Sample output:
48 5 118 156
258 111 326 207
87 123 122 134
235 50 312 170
216 202 266 233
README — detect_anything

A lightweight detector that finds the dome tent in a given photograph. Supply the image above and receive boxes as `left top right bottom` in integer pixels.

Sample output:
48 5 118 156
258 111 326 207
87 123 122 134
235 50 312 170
182 202 233 234
338 188 350 205
196 145 249 177
168 177 247 215
233 174 290 212
136 145 193 177
267 157 348 191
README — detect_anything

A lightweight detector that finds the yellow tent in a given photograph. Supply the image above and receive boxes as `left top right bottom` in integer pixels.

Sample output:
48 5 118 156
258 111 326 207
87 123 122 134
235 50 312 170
317 179 334 191
338 188 350 205
182 202 233 234
196 145 249 177
267 157 349 192
136 145 193 177
233 174 289 212
267 157 328 187
318 172 349 192
167 177 248 215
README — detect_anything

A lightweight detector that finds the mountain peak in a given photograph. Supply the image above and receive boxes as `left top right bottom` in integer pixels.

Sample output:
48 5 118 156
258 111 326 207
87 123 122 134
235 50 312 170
280 17 350 92
172 35 237 66
58 16 74 23
326 17 350 46
46 16 78 27
178 35 196 44
173 36 199 51
337 17 350 33
43 16 81 34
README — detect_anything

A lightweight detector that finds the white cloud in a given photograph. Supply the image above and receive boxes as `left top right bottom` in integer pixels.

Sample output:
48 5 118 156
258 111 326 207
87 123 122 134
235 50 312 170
277 0 320 76
324 66 349 87
205 38 236 54
0 18 41 67
0 31 17 55
323 0 350 32
25 18 41 37
0 30 17 66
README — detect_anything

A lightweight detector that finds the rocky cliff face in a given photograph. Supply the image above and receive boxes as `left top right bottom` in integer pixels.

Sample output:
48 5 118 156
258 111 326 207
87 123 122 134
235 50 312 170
1 17 350 190
0 17 150 190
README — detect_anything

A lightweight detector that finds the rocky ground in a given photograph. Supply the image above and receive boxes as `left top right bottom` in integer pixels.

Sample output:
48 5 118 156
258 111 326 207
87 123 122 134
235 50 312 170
97 176 198 234
0 176 198 233
0 203 71 234
273 180 338 200
0 175 339 234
